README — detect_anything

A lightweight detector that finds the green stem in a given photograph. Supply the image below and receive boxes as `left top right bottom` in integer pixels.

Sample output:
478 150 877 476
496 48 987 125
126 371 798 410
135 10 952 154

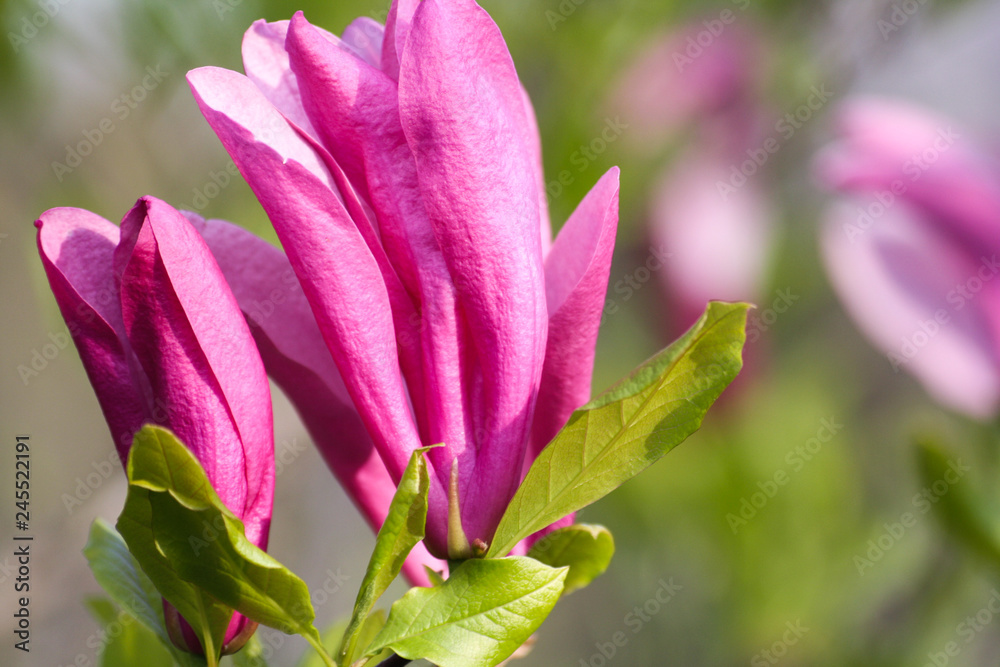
195 598 220 667
304 632 338 667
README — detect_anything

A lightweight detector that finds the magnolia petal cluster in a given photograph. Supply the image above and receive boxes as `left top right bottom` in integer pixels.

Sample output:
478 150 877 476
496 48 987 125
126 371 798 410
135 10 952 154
816 97 1000 418
191 212 442 582
35 197 274 654
187 0 619 558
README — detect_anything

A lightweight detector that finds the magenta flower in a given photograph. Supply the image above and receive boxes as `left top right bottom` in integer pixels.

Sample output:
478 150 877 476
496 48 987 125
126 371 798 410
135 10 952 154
186 0 619 559
35 196 274 654
816 97 1000 418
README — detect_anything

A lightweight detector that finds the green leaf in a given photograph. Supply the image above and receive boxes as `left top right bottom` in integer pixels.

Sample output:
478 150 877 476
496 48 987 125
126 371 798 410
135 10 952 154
85 596 175 667
84 519 206 667
117 444 235 662
526 524 614 595
117 425 334 667
488 301 748 557
364 557 567 667
339 446 436 666
915 438 1000 568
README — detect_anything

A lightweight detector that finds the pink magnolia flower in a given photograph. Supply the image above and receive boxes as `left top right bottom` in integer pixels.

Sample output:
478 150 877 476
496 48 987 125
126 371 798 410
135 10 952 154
35 196 274 654
186 0 619 559
816 97 1000 418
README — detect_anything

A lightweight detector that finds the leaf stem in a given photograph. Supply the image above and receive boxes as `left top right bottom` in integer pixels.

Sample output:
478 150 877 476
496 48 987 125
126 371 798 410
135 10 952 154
304 632 338 667
195 595 220 667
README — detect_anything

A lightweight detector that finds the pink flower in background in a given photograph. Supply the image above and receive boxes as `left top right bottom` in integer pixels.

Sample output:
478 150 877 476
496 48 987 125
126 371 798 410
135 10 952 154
816 97 1000 418
187 0 619 559
35 197 274 654
610 21 761 156
615 19 775 336
651 125 775 333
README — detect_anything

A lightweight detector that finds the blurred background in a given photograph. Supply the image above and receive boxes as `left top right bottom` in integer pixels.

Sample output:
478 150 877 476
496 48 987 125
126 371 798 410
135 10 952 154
4 0 1000 665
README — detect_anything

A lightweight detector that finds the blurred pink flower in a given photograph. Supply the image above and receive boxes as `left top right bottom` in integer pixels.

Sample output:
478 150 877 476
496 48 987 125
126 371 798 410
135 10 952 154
816 97 1000 418
610 20 761 156
618 19 775 335
35 197 273 654
187 0 619 559
651 128 775 332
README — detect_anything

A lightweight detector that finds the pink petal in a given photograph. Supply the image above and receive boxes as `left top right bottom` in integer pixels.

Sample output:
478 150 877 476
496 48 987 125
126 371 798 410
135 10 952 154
341 17 385 68
187 67 433 500
816 97 1000 258
115 197 275 548
241 19 321 142
287 12 478 553
529 168 619 462
35 208 145 462
381 0 421 80
822 199 1000 418
399 0 548 546
522 86 553 258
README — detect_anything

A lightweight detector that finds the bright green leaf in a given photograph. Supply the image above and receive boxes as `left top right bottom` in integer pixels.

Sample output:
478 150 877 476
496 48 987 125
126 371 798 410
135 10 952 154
85 596 175 667
339 446 435 666
84 519 206 667
118 425 334 667
117 441 234 662
364 557 567 667
488 301 748 557
527 524 614 595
